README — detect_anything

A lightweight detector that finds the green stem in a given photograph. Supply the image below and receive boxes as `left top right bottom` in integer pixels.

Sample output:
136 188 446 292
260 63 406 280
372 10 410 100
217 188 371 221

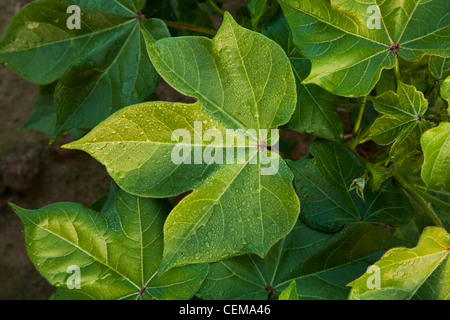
394 59 401 88
394 174 444 228
163 20 217 36
206 0 224 17
349 125 370 150
353 96 368 136
349 96 370 150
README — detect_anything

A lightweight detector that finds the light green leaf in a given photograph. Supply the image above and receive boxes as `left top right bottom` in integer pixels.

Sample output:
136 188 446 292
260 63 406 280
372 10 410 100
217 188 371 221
0 0 170 138
421 122 450 192
442 76 450 103
65 13 300 272
288 139 413 233
9 190 208 300
263 10 342 141
279 281 299 300
367 82 433 159
349 227 450 300
278 0 450 97
50 288 94 300
197 221 403 300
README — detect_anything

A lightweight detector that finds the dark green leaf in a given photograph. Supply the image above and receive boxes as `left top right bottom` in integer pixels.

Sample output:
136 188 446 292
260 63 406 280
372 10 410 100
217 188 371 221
367 82 433 159
288 139 413 233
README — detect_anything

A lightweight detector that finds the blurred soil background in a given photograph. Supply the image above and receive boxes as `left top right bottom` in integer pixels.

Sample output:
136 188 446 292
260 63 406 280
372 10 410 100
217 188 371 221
0 0 318 299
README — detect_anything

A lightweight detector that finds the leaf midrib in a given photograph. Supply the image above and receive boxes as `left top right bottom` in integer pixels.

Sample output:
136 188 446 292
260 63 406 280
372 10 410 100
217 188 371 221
280 0 390 48
19 209 141 290
1 19 136 55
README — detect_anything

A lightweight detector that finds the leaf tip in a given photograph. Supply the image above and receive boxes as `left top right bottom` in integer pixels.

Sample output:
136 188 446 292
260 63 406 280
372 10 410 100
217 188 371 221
8 202 28 221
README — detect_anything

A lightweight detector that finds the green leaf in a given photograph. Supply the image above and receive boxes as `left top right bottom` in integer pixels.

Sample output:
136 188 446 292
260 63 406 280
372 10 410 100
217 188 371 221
442 76 450 104
367 82 433 159
142 0 177 21
349 227 450 300
421 122 450 192
278 0 450 97
429 56 450 81
0 0 141 84
365 163 393 192
247 0 279 29
65 13 300 272
22 83 57 135
288 139 413 233
53 18 170 138
278 281 299 300
262 10 342 141
50 288 94 300
197 221 403 300
0 0 170 138
9 190 208 300
247 0 269 28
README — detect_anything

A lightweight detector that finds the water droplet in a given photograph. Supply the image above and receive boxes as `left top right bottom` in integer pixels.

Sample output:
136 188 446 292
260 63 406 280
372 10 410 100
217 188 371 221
96 142 107 150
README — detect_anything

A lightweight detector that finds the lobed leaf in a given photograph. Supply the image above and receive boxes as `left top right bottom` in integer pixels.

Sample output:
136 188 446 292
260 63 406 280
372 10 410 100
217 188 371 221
367 82 433 159
65 13 300 272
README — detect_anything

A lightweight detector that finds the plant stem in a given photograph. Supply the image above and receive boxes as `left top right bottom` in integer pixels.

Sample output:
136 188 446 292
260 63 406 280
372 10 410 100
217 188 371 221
353 96 368 136
349 96 370 150
163 20 217 36
206 0 224 17
394 59 401 89
349 125 370 150
394 174 444 228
